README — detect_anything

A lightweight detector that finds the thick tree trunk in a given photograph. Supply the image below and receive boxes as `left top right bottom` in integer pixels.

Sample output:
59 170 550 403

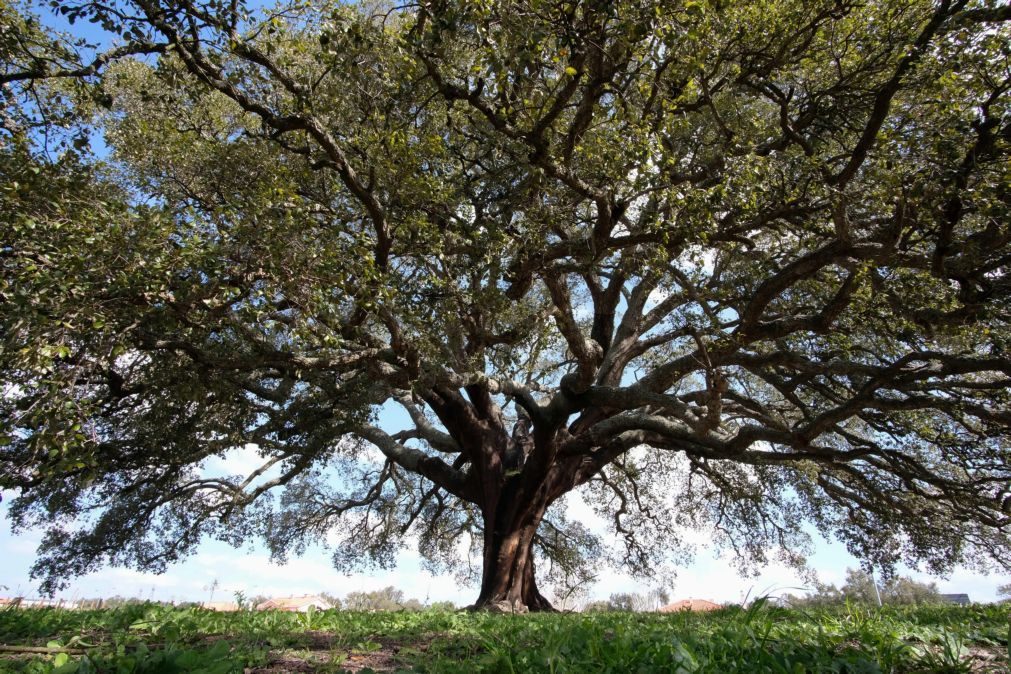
460 409 571 612
470 500 554 612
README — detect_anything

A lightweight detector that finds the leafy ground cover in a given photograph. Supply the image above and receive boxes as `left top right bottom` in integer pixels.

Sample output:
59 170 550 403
0 602 1007 673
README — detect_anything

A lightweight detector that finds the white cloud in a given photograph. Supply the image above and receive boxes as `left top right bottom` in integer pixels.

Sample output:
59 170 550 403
644 286 671 314
201 444 280 483
583 551 815 606
4 536 41 556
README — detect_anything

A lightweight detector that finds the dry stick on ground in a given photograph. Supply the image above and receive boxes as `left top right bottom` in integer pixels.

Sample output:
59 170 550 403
0 645 86 655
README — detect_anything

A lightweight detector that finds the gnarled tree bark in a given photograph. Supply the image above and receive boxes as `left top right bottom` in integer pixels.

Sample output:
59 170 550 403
473 492 554 612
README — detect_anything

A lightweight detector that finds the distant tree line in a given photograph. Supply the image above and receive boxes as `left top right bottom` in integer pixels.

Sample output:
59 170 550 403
74 596 157 609
36 570 1001 613
582 587 671 613
783 569 944 607
63 586 457 612
323 586 454 612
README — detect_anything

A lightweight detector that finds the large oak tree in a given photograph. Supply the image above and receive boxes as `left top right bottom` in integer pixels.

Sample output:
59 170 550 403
2 0 1010 610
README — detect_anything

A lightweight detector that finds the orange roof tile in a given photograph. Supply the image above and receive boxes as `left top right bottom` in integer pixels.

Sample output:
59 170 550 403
658 599 723 613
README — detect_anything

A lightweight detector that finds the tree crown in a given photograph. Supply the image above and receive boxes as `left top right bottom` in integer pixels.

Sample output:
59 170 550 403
1 0 1010 602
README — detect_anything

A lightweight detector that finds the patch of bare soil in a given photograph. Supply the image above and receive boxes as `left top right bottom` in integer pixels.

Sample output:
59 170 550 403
962 644 1009 674
245 633 434 673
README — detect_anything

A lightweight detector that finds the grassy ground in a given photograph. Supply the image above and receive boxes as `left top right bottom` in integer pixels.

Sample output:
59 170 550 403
0 601 1007 673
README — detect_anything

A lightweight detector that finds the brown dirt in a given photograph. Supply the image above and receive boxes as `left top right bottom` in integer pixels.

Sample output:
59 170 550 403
962 644 1009 674
244 633 434 673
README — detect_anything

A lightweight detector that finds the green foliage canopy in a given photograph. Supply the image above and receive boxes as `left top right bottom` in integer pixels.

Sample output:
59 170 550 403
1 0 1010 607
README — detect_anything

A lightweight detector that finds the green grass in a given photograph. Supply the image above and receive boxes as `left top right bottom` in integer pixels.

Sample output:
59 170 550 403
0 602 1007 673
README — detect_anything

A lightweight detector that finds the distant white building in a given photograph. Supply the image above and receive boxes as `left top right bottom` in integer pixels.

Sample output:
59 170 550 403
255 595 333 612
939 593 971 606
202 601 240 611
